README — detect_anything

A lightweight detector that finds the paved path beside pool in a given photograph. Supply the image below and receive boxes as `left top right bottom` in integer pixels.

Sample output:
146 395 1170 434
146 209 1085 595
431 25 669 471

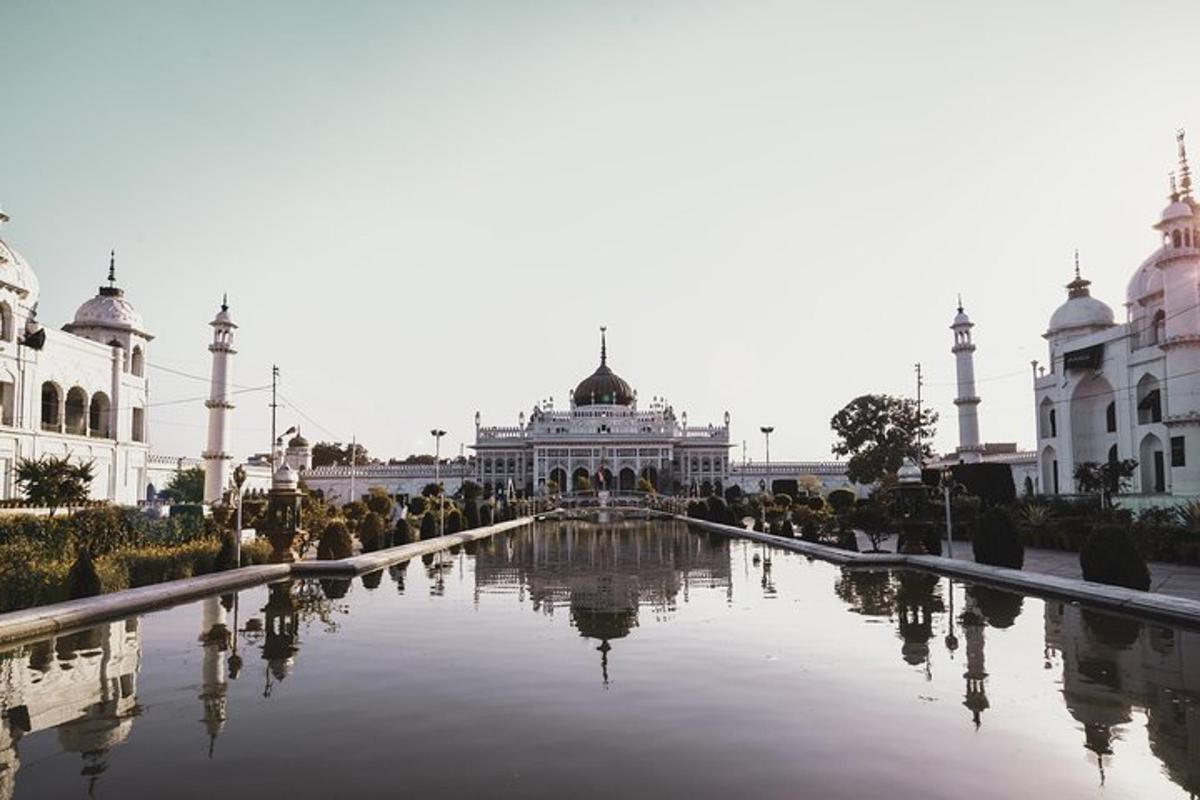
852 531 1200 603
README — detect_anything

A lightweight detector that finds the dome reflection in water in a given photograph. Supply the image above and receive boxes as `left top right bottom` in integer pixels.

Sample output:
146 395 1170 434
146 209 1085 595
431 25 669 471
0 519 1196 799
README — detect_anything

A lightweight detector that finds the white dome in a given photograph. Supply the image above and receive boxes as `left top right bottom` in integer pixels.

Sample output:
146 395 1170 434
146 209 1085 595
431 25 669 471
272 463 299 491
0 236 40 305
1159 199 1195 225
897 459 923 485
1125 253 1165 306
952 309 971 327
1048 294 1114 334
67 287 147 336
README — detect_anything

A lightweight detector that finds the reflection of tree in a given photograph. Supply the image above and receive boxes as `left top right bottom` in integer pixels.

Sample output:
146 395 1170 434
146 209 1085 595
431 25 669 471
965 585 1023 629
833 568 895 618
388 561 409 593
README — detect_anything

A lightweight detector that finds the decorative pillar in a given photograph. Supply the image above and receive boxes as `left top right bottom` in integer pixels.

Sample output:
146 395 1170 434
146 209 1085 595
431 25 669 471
203 297 237 504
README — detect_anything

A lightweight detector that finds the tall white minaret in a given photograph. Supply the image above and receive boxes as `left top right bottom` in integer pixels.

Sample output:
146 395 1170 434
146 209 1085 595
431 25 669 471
203 296 237 504
951 298 983 462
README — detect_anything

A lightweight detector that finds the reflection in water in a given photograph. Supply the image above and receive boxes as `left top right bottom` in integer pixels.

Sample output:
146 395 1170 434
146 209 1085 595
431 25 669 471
0 527 1197 797
0 619 139 799
473 522 732 685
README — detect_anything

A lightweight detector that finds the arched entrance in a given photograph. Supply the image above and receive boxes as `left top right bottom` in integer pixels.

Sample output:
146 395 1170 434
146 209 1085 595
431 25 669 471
1070 374 1115 464
618 468 636 492
1139 433 1165 493
548 468 567 492
1042 445 1059 495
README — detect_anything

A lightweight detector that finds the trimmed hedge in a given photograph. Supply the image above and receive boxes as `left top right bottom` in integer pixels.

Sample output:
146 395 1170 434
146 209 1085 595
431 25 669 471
1080 525 1151 591
974 507 1024 569
318 520 354 560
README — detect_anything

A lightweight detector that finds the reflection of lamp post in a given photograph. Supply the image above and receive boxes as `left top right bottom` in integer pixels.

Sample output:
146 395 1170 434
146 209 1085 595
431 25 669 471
232 465 247 569
431 429 446 536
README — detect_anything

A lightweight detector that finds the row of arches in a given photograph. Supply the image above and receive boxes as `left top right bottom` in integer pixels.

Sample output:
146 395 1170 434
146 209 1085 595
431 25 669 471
40 382 114 438
1167 226 1199 250
548 465 660 492
1038 372 1166 443
1042 432 1168 495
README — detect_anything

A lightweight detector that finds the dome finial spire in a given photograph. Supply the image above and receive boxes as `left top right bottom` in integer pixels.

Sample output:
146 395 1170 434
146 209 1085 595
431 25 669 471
1170 172 1180 202
221 292 228 312
1074 248 1080 281
107 250 116 288
1178 129 1193 198
957 293 964 314
600 325 607 366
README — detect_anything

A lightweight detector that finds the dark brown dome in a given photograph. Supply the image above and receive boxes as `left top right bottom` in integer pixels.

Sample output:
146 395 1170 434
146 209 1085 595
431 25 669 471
574 328 634 407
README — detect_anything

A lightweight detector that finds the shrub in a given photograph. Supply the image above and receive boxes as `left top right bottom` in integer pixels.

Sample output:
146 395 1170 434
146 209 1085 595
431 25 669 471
827 488 856 513
792 506 827 542
973 507 1024 568
393 516 413 545
408 496 429 516
636 477 655 494
365 488 395 518
849 503 887 551
342 501 368 527
214 531 239 571
705 496 736 526
686 500 708 521
773 493 793 510
66 549 102 599
359 512 387 553
317 520 354 560
479 504 494 527
1080 524 1151 591
445 508 463 534
241 538 272 565
724 485 743 504
464 500 480 529
420 512 437 540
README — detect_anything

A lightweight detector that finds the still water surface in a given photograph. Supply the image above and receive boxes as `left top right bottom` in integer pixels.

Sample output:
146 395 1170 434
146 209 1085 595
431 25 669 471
1 519 1197 799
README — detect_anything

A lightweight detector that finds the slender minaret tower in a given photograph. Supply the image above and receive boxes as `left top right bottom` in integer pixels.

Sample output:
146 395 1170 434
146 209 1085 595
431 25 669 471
203 296 237 504
951 297 983 462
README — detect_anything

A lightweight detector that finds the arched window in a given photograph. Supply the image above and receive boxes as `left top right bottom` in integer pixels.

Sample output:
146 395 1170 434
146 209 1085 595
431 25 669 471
130 346 145 377
1152 309 1166 345
1105 401 1117 433
1049 408 1057 438
89 392 112 438
1187 229 1194 247
132 407 145 442
65 387 87 435
40 383 61 432
1137 373 1163 424
0 302 12 342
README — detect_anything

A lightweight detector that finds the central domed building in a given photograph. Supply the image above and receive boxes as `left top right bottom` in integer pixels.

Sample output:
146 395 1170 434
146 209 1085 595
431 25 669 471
473 328 733 494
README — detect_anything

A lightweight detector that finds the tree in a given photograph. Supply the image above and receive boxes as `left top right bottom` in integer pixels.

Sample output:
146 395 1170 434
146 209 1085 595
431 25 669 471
797 474 823 497
364 487 395 518
311 441 371 468
161 466 205 503
1074 459 1138 509
14 455 95 517
830 395 937 485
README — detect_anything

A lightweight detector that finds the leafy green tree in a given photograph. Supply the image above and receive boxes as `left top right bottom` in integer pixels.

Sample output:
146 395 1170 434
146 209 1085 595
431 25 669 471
14 455 95 517
161 466 205 503
312 441 371 468
364 487 395 518
1074 459 1138 509
830 395 937 485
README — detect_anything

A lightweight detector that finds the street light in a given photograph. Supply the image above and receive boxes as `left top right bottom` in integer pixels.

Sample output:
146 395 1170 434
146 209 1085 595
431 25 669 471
232 465 247 569
760 426 774 493
431 429 447 536
940 466 955 560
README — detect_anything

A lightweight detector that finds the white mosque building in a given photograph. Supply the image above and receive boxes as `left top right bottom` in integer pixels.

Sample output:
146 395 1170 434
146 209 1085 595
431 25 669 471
1031 131 1200 504
0 206 150 504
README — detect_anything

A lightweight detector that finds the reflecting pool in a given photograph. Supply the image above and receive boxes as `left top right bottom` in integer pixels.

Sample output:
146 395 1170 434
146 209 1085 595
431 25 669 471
1 520 1197 799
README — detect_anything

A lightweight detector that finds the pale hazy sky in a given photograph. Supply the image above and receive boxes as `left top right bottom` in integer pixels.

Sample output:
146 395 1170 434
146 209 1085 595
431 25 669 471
1 1 1196 463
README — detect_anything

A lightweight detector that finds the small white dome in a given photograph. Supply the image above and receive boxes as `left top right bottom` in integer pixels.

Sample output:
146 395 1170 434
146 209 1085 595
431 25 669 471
1125 254 1165 306
67 287 147 336
0 237 40 305
272 463 299 491
1048 294 1115 334
952 308 971 327
897 459 923 485
1159 199 1195 225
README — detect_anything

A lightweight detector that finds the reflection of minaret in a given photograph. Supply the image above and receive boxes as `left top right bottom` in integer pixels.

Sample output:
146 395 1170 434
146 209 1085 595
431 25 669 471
961 595 989 729
199 597 230 756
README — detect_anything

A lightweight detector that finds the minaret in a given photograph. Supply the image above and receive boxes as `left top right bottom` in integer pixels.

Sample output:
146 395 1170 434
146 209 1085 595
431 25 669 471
951 297 983 462
203 296 237 504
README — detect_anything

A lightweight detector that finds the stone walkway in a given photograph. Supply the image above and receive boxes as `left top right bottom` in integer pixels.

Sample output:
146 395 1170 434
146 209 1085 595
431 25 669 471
854 532 1200 602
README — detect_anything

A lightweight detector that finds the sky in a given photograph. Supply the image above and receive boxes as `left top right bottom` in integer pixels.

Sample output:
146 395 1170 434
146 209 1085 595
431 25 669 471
1 0 1197 464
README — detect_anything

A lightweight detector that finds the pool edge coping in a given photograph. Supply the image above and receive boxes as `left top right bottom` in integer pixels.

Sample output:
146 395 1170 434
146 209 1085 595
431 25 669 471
678 515 1200 629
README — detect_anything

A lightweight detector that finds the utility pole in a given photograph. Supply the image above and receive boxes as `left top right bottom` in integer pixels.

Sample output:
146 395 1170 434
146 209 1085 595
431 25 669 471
914 362 924 467
270 365 280 471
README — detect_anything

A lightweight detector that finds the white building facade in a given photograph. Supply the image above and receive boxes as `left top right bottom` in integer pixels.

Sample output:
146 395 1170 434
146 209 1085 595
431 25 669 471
0 209 150 504
475 330 732 495
1035 132 1200 504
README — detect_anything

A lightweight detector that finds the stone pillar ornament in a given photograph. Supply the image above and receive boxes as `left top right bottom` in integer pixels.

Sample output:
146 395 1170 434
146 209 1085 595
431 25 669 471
261 464 306 563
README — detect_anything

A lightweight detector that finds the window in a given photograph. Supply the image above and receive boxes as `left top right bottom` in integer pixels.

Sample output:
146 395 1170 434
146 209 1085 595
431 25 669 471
89 392 111 438
1049 409 1057 438
1105 402 1117 433
1138 389 1162 424
131 346 145 377
132 407 145 443
1172 436 1186 467
0 303 11 342
40 382 61 432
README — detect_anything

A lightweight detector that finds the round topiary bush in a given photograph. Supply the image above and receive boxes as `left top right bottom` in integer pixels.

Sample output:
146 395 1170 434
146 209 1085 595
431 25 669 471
66 548 102 599
408 496 429 516
420 512 437 540
358 512 387 553
445 508 463 534
213 530 239 572
827 489 856 515
317 520 353 560
393 516 413 545
705 496 736 526
686 500 708 521
974 507 1024 569
479 504 494 527
1080 524 1151 591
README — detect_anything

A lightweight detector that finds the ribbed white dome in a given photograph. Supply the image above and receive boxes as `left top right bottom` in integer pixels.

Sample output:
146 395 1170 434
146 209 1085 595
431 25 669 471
1160 199 1195 225
0 237 40 305
1125 254 1165 306
272 463 299 491
67 287 147 335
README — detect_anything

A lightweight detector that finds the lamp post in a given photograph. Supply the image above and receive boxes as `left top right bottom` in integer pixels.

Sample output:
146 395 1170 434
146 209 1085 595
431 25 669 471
232 465 247 568
431 428 446 536
760 426 774 493
941 466 955 560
